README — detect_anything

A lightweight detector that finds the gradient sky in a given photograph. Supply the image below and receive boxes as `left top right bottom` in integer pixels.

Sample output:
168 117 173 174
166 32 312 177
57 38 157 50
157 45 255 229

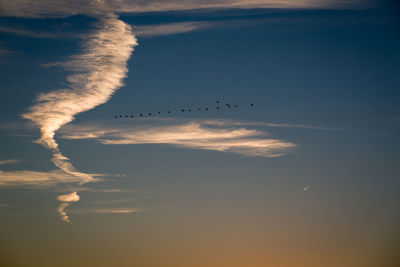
0 1 400 266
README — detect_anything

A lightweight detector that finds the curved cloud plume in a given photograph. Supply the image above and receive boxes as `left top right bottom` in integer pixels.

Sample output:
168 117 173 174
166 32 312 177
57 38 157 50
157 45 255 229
57 191 80 223
21 14 137 221
23 17 137 184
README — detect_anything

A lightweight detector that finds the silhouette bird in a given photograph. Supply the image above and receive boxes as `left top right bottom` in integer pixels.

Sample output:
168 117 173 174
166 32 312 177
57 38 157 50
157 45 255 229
234 105 238 108
119 115 122 118
216 107 219 110
148 113 152 116
181 109 185 112
114 115 118 118
167 111 171 114
158 111 161 114
140 114 143 117
205 108 208 111
250 103 254 107
216 101 220 104
131 115 134 118
125 115 129 118
198 108 201 111
188 109 191 112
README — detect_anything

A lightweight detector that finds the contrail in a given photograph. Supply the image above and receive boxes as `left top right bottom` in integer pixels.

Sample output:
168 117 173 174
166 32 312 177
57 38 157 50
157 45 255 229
22 12 137 222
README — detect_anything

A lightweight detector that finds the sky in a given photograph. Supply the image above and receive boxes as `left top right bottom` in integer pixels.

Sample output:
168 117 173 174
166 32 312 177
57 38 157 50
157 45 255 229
0 0 400 266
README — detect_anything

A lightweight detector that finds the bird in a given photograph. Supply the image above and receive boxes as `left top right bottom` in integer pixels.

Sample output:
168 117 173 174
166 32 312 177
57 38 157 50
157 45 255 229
250 103 254 107
205 108 208 111
167 111 171 114
216 101 220 104
198 108 201 111
114 115 118 118
131 115 134 118
234 105 238 108
158 111 161 114
148 113 152 116
216 107 219 109
139 114 143 117
188 109 191 112
181 109 185 112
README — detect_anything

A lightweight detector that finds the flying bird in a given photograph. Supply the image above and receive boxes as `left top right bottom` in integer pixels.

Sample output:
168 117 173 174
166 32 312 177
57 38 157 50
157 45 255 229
114 100 253 119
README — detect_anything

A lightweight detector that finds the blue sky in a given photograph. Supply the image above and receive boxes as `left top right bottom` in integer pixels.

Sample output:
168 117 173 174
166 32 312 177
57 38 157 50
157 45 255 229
0 1 399 266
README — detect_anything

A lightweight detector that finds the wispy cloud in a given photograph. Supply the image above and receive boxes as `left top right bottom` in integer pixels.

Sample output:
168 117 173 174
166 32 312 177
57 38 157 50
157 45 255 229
0 0 373 18
59 119 297 158
0 47 18 55
0 159 21 165
18 9 137 222
0 203 11 207
57 191 80 223
201 119 351 131
82 208 141 214
93 208 140 214
0 25 81 39
133 21 213 37
0 169 90 188
22 18 137 186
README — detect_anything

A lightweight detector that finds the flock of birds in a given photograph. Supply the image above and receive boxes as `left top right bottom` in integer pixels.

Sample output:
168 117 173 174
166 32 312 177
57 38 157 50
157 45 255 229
114 101 254 118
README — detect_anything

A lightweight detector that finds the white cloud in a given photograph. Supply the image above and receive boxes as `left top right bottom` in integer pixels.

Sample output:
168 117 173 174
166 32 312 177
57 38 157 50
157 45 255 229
59 119 296 158
202 119 350 131
0 159 21 165
22 17 137 185
57 191 80 202
57 191 80 223
132 21 212 37
0 25 81 39
88 208 140 214
0 169 90 187
0 0 373 18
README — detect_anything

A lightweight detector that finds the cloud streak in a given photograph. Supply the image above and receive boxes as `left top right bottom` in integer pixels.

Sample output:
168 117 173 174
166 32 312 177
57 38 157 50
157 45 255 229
19 5 137 221
132 21 213 37
60 119 297 158
0 169 91 188
90 208 140 214
0 0 373 18
0 159 21 165
57 191 80 223
22 17 137 185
